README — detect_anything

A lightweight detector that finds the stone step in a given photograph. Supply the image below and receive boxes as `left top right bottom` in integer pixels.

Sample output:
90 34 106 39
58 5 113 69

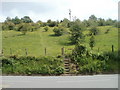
64 64 69 66
65 67 69 70
65 68 69 71
64 62 69 64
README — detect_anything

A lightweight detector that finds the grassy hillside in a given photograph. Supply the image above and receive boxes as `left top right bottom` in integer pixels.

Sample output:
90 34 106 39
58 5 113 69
2 26 118 57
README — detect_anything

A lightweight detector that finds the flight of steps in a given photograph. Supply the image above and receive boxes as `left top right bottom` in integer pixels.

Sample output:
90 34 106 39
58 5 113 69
64 58 70 75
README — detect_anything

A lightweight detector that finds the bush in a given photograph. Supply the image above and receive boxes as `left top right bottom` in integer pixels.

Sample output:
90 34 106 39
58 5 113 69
69 21 85 44
53 27 64 36
2 56 64 75
104 29 110 34
90 27 99 35
72 43 86 57
79 59 105 74
44 26 49 32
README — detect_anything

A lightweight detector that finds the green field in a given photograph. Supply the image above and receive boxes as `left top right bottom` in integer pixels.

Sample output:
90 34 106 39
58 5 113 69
2 26 118 57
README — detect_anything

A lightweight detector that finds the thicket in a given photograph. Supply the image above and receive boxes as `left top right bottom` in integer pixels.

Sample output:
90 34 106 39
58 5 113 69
2 56 64 75
69 43 119 74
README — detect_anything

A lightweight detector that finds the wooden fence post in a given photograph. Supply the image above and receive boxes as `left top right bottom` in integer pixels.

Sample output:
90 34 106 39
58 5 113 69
61 47 64 56
45 48 46 56
112 45 114 52
98 47 99 52
10 48 12 55
2 49 3 54
25 48 28 56
0 49 3 56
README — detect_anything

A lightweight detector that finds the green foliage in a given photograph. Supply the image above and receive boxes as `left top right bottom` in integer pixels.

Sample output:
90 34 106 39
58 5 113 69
61 18 70 28
98 18 106 26
44 26 49 32
105 19 114 25
17 23 28 35
87 15 98 27
12 16 21 25
53 27 64 36
104 29 110 34
21 16 33 23
90 27 99 35
47 19 57 27
2 21 15 30
2 56 64 75
89 15 97 21
89 35 95 50
70 20 85 44
79 59 105 74
72 43 86 57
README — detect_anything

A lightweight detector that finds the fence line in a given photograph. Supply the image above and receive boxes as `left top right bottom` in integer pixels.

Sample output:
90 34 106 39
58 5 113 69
1 45 115 56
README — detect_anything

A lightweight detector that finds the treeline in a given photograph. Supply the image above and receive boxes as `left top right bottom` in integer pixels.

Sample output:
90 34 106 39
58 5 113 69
2 15 118 31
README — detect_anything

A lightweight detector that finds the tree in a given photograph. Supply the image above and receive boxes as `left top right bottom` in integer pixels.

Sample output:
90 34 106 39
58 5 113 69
12 16 21 25
90 26 99 35
89 35 95 50
53 27 64 36
5 17 12 22
89 15 97 21
17 23 31 35
44 26 49 32
88 15 98 27
105 19 113 25
4 21 15 30
70 19 85 44
61 18 70 28
47 19 52 23
97 18 105 26
3 17 15 30
21 16 33 23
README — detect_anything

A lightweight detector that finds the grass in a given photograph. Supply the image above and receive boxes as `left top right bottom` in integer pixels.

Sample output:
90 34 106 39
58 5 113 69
2 26 119 75
84 26 118 53
2 26 118 57
2 27 74 57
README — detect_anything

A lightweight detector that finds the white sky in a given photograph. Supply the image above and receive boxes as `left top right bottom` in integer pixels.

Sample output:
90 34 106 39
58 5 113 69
0 0 119 22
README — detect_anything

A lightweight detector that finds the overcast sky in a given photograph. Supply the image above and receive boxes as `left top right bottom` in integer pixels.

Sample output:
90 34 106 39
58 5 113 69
0 0 119 22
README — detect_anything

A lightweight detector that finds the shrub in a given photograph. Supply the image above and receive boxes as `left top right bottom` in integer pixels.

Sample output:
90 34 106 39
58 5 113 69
90 27 99 35
79 59 105 74
2 56 64 75
89 35 95 50
44 26 49 32
72 43 86 57
53 27 64 36
69 21 85 44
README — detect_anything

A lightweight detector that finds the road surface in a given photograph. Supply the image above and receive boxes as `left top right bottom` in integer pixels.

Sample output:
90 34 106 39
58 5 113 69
1 74 118 88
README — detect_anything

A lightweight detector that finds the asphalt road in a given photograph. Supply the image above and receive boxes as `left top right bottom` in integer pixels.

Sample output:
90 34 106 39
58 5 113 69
1 74 118 88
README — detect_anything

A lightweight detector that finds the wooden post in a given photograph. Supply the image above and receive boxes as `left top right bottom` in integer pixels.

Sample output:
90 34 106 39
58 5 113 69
98 47 99 52
10 48 12 55
112 45 114 52
25 48 28 56
61 47 64 56
2 49 3 54
45 48 46 56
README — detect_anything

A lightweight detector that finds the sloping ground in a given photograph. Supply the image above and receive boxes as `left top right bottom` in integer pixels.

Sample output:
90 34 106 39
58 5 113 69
2 26 118 57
